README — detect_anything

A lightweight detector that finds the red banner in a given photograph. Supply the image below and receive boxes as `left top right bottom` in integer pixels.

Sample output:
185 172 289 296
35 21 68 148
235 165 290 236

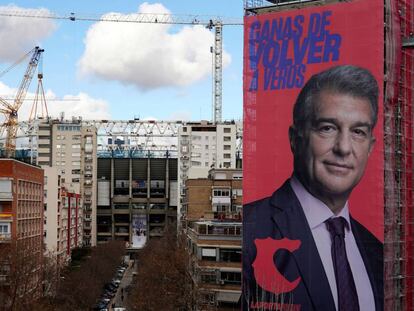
243 0 384 309
243 0 384 241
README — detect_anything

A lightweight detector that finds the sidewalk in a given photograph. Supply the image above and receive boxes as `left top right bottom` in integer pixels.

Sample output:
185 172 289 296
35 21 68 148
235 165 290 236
108 260 136 310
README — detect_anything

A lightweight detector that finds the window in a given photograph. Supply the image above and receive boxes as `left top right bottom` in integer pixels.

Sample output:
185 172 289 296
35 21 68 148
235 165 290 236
72 152 81 157
200 273 216 284
72 144 81 149
213 189 230 197
201 248 216 261
223 136 231 142
223 127 231 133
220 249 241 262
72 161 81 166
224 153 231 159
0 223 10 235
216 205 230 213
220 271 241 285
224 145 231 150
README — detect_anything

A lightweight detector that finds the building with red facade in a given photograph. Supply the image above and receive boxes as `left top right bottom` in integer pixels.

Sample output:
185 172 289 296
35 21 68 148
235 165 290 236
0 159 44 307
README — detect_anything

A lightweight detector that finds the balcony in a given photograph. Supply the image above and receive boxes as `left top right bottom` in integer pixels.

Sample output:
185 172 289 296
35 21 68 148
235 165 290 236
0 232 11 243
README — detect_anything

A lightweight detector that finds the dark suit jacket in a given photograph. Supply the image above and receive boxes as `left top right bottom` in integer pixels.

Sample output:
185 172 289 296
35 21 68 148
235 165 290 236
243 180 383 311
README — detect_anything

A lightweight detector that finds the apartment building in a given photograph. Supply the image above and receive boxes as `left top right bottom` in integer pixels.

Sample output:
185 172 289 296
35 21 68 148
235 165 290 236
177 121 237 222
0 159 44 306
187 221 242 310
37 118 97 247
61 189 81 255
183 168 242 310
96 156 178 250
182 168 242 221
43 166 69 264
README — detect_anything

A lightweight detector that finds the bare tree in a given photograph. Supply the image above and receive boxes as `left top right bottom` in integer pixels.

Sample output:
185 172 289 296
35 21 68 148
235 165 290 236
0 240 45 311
127 226 194 311
52 240 125 310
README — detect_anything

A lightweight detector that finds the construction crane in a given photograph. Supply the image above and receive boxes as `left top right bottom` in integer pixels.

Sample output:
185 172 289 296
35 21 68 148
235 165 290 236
0 10 243 123
0 46 44 158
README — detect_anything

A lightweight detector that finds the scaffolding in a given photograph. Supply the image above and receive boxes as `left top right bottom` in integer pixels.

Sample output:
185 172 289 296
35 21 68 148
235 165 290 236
384 0 414 309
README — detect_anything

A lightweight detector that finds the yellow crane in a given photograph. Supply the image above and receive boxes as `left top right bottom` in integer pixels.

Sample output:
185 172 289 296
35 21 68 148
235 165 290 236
0 46 44 158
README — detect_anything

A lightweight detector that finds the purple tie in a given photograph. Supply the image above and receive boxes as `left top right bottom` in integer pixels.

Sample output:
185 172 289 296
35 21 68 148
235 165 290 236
326 217 360 311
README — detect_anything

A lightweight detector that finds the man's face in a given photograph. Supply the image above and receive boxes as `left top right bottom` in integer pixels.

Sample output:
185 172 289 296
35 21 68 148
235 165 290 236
291 91 376 202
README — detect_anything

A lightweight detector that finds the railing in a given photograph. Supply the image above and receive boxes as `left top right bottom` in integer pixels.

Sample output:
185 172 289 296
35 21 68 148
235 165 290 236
0 233 12 241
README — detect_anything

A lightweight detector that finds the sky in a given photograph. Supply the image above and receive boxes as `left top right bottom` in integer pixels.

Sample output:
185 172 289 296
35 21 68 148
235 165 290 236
0 1 244 123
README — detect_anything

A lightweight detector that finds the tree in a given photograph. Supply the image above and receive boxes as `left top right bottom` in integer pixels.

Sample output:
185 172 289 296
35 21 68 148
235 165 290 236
51 240 125 310
0 240 46 311
127 226 194 311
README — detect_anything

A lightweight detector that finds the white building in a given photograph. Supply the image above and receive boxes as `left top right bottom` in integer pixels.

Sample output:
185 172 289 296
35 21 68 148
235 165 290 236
177 121 237 222
37 118 97 247
43 166 69 264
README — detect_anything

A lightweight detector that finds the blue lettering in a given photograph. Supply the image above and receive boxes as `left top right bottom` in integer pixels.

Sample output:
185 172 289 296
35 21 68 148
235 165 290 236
249 70 259 91
323 33 341 62
320 11 332 38
293 15 304 37
278 40 292 67
308 36 324 63
308 13 321 37
282 17 293 39
293 37 309 65
263 41 280 68
270 18 284 41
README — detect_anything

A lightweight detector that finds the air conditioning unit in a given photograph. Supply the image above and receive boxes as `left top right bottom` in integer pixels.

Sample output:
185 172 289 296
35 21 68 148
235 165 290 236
232 194 237 199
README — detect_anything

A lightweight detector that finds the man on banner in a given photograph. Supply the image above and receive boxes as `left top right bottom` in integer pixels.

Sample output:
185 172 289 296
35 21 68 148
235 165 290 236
243 65 383 311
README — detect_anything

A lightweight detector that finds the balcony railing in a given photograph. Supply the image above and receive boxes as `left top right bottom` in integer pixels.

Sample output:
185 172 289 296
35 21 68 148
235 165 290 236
0 233 12 242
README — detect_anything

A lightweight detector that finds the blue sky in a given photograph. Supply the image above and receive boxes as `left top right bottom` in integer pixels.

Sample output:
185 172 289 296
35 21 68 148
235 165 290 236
0 1 244 122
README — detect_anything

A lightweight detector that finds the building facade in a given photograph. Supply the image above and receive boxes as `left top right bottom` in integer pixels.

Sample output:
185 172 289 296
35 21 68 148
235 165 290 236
177 121 237 222
0 159 44 306
43 166 69 264
183 168 242 310
37 118 97 247
96 156 178 250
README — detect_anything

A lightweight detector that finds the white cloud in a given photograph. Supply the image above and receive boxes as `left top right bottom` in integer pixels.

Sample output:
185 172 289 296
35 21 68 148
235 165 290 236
78 2 231 90
0 81 111 122
0 5 56 62
168 110 191 121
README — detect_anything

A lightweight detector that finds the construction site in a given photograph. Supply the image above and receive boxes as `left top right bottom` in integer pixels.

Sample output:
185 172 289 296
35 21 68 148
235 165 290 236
0 0 412 310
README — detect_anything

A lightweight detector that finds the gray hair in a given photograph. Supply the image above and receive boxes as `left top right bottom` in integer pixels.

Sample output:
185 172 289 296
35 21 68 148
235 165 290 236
293 65 379 131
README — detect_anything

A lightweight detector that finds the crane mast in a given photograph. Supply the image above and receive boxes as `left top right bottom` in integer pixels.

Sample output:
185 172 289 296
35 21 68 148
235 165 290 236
0 46 44 158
